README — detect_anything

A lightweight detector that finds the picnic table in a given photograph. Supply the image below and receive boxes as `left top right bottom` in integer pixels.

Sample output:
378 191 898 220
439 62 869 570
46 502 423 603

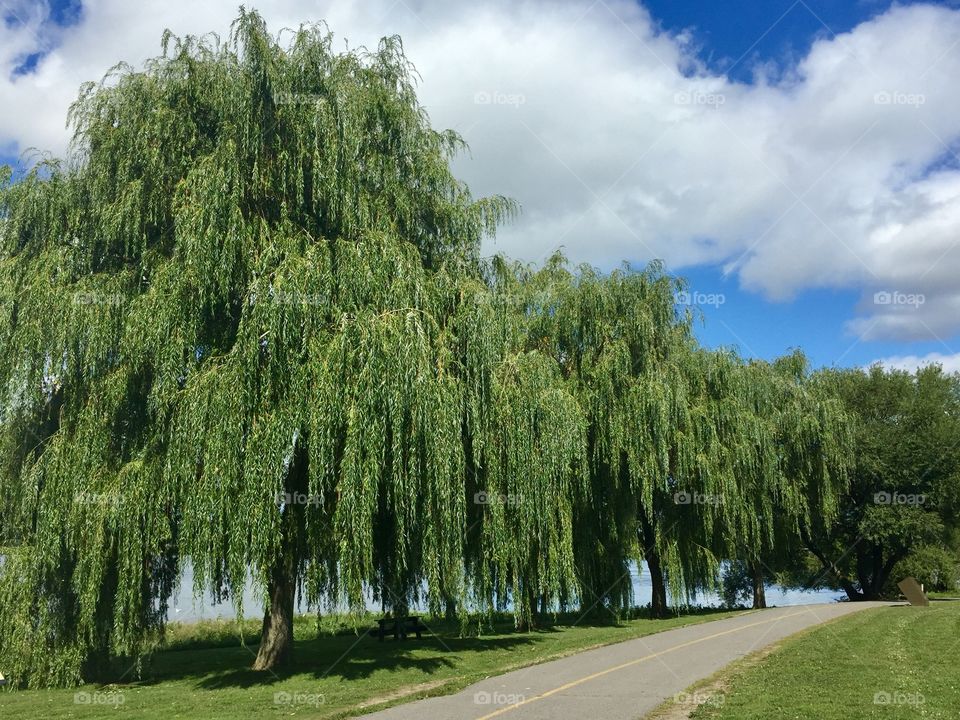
376 615 428 642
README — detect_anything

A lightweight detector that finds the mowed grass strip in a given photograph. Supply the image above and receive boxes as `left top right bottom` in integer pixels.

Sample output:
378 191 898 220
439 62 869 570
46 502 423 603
0 609 741 720
665 603 960 720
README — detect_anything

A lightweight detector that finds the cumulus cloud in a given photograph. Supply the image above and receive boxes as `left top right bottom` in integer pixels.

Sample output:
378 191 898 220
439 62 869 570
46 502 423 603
874 351 960 374
2 0 960 341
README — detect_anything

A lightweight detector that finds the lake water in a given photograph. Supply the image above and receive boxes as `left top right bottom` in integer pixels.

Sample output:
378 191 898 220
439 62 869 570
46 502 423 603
168 561 843 622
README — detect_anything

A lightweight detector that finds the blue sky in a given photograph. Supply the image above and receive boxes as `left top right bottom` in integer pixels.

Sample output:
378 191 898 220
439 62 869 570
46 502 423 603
634 0 960 368
680 266 952 371
3 0 81 76
2 0 960 372
644 0 936 80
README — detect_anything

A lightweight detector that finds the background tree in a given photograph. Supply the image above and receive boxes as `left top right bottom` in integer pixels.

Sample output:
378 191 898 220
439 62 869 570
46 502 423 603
458 255 591 630
533 261 721 619
723 352 851 609
803 365 960 600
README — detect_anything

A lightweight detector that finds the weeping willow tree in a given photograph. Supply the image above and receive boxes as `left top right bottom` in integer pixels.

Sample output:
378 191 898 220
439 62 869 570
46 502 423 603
539 267 849 617
460 256 590 630
0 4 874 694
0 9 519 685
514 258 690 618
620 345 851 615
651 347 748 613
531 263 760 617
724 352 851 608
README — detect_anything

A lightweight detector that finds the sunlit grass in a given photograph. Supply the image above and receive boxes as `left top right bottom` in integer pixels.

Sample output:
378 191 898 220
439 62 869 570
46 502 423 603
0 607 742 719
665 603 960 719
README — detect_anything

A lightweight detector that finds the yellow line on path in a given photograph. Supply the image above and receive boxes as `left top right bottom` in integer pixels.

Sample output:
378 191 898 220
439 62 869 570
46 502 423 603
476 608 814 720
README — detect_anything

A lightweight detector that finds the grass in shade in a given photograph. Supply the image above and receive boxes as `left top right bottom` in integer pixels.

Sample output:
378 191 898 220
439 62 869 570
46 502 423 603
0 607 742 719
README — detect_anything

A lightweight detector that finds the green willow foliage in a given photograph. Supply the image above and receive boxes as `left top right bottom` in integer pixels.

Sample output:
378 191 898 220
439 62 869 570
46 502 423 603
0 10 851 688
0 10 524 686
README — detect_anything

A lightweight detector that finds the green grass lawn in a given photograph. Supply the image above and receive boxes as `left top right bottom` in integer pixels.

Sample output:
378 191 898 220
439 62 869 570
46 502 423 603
0 608 741 719
662 603 960 720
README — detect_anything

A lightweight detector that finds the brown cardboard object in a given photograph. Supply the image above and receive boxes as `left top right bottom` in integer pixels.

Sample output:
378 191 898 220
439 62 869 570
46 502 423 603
897 576 930 606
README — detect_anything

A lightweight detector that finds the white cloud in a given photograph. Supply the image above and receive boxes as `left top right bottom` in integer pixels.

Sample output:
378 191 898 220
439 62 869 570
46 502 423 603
3 1 960 342
874 351 960 374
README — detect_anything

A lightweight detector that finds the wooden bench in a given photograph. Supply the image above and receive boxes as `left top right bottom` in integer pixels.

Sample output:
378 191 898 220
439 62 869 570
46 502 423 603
376 615 429 642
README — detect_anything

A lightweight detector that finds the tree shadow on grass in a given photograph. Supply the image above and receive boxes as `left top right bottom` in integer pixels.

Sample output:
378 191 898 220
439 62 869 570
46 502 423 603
118 608 732 691
136 631 541 690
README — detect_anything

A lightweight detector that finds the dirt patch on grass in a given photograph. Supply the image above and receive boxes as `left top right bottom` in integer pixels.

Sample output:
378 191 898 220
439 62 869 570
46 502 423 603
356 678 455 709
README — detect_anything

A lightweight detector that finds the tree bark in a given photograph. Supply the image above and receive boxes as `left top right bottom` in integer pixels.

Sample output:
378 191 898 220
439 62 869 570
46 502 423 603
802 532 865 601
639 513 668 618
750 560 767 609
857 547 904 600
515 585 538 631
253 560 295 671
842 585 865 601
646 551 668 618
254 447 306 671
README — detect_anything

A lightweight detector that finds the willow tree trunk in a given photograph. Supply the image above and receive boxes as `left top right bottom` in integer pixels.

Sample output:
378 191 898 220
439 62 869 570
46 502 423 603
254 449 306 671
802 534 867 602
750 561 767 609
254 555 295 671
516 585 538 631
639 514 667 618
646 551 668 618
254 501 297 671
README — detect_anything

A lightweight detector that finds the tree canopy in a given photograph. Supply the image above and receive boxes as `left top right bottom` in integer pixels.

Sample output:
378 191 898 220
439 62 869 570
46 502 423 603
802 365 960 600
0 9 517 684
0 9 956 691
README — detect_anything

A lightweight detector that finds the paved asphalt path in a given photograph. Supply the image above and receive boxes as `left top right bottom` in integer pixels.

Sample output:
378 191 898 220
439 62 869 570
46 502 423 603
360 601 893 720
